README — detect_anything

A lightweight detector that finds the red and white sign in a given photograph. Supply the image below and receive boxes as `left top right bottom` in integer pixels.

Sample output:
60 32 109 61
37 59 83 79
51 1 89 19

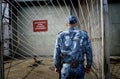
33 20 48 32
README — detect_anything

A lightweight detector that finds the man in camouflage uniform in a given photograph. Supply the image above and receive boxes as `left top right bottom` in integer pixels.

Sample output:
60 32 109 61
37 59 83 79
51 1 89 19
54 16 93 79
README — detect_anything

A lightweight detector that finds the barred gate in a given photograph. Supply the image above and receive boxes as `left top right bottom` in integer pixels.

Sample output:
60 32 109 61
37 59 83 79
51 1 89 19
78 0 103 79
1 0 107 79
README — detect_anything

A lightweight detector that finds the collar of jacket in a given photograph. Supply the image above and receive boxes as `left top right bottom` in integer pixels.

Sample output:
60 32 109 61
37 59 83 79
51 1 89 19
68 27 77 31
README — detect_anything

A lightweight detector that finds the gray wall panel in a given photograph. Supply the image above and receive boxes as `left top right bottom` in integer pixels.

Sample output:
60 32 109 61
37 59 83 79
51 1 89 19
108 3 120 56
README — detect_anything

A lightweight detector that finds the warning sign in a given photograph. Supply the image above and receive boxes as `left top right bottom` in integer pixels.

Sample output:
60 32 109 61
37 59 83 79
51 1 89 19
33 20 48 32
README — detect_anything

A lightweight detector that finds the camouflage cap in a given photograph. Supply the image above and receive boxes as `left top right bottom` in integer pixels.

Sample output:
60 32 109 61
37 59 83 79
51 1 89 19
66 16 78 24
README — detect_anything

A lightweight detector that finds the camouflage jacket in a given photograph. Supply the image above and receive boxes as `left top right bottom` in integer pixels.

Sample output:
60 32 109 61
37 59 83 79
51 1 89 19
54 27 93 69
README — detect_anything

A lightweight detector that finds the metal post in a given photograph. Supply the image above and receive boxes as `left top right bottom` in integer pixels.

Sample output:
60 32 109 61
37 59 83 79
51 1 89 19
0 0 5 79
103 0 110 79
100 0 104 78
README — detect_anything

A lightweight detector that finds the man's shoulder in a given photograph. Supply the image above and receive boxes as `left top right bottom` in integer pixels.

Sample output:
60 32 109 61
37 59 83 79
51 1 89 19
57 31 63 34
81 30 88 34
57 31 66 38
74 29 88 35
58 30 68 35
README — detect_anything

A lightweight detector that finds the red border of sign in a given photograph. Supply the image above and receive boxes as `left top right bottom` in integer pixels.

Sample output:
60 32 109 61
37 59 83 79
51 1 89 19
33 20 48 32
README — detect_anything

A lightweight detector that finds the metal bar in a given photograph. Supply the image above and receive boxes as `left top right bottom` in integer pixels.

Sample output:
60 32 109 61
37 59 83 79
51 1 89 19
3 18 39 55
49 0 61 18
102 0 110 79
100 0 105 79
63 0 70 16
56 0 66 18
6 2 40 55
0 0 5 79
85 0 92 37
78 0 87 28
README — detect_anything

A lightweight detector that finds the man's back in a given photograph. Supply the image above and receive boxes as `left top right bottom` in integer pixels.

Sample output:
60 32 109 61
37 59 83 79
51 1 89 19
57 27 88 63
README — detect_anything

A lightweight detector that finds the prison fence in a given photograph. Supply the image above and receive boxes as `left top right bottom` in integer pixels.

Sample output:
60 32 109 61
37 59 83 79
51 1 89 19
1 0 120 79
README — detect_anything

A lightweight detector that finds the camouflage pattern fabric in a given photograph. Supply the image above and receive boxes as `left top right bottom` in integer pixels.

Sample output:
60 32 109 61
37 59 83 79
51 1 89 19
54 27 93 79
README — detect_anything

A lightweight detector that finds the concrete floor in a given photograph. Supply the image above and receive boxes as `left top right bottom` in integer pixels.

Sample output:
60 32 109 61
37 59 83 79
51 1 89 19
4 57 58 79
110 57 120 79
4 57 120 79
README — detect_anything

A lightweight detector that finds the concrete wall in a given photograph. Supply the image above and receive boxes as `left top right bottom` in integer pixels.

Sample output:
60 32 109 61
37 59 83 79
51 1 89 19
108 3 120 56
17 4 70 55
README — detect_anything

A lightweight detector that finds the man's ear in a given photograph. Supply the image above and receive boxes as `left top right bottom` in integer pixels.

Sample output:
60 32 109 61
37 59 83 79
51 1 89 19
75 22 78 26
66 23 69 27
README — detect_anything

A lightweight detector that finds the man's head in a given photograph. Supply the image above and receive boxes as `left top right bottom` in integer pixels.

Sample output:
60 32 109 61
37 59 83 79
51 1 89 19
66 15 78 27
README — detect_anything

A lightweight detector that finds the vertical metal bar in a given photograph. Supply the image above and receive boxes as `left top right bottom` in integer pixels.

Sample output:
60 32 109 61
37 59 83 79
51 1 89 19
102 0 110 79
0 0 5 79
100 0 104 79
